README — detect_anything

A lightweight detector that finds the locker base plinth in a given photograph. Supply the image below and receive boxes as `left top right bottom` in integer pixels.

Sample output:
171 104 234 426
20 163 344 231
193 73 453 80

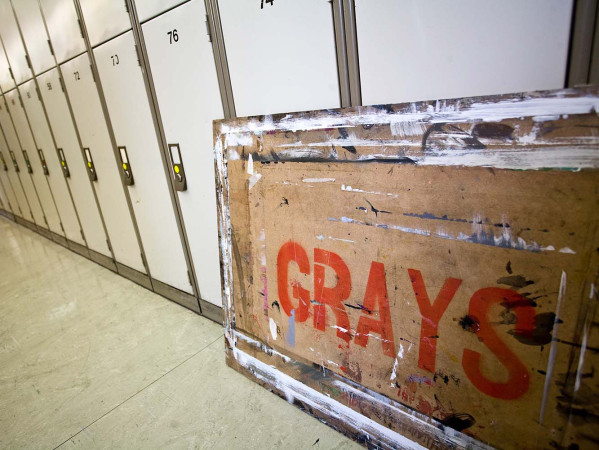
67 239 90 259
116 262 152 290
50 231 68 248
15 216 38 232
36 226 53 240
89 249 117 272
198 299 223 324
0 209 15 221
152 279 200 314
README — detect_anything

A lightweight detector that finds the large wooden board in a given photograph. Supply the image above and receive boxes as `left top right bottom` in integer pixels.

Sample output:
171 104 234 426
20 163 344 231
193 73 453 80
215 88 599 449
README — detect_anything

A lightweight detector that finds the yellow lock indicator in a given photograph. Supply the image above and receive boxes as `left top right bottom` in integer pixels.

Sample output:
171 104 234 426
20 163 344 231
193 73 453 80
174 165 180 174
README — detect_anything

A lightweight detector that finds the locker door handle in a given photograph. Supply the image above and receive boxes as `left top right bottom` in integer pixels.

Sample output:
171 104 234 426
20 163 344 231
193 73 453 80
118 146 134 185
22 150 33 174
168 143 186 191
83 147 97 181
0 151 8 171
58 148 70 177
9 151 19 172
38 149 49 175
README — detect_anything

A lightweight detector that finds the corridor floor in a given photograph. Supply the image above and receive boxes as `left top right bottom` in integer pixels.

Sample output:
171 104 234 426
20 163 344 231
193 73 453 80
0 217 359 449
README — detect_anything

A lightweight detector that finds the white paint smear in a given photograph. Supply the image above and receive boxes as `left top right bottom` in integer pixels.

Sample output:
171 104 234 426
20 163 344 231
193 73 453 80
269 318 277 341
302 177 335 183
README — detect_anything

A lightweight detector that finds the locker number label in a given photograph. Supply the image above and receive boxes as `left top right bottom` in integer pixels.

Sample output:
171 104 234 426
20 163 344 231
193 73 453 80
74 71 80 81
261 0 274 8
111 54 120 66
46 82 52 90
167 29 179 44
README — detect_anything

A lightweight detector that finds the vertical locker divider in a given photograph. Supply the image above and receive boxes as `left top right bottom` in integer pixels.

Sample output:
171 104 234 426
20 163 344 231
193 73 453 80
116 0 201 311
69 0 154 291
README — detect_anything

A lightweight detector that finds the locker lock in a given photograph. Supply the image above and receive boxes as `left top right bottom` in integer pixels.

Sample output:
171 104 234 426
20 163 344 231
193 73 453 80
22 150 33 174
118 146 134 185
58 148 70 177
9 151 19 172
37 149 49 175
168 144 186 191
83 147 97 181
0 152 7 171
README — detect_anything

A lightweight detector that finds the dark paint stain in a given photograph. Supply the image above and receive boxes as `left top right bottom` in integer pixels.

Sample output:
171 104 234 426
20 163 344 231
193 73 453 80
440 413 476 431
497 275 535 288
356 206 367 212
506 261 513 274
499 309 517 325
338 128 357 154
459 315 480 333
344 303 372 314
313 438 320 446
422 123 486 151
472 122 514 140
509 312 562 346
279 197 289 207
433 370 461 386
271 300 280 312
365 199 390 217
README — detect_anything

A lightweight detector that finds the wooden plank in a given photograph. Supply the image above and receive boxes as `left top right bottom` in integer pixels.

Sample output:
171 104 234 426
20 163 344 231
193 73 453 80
215 87 599 449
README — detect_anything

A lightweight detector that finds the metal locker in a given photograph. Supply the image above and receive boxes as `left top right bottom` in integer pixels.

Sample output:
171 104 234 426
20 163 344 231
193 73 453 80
0 37 13 93
354 0 573 106
134 0 186 23
0 0 33 86
93 31 192 294
0 175 12 214
39 0 87 64
20 78 84 246
4 88 62 235
36 67 110 256
142 0 222 307
0 150 19 217
0 101 34 223
61 53 146 273
218 0 340 117
78 0 132 47
0 92 45 226
11 0 56 75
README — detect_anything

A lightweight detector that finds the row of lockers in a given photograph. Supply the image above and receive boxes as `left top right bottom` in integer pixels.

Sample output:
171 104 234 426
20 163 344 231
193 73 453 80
0 0 572 321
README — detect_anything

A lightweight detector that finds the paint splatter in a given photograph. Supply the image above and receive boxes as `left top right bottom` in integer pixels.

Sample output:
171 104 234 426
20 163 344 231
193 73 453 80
440 413 476 431
509 312 563 346
458 315 480 333
497 275 534 289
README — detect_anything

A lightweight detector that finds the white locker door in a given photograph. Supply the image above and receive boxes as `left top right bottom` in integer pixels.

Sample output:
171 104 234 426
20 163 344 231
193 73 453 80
21 78 83 244
37 68 109 254
0 0 33 85
218 0 340 117
0 156 19 216
355 0 573 106
135 0 186 23
5 88 62 234
0 175 12 212
143 0 222 306
61 53 145 272
11 0 56 75
39 0 86 64
0 93 45 225
0 36 14 93
94 31 192 293
79 0 131 47
0 124 29 220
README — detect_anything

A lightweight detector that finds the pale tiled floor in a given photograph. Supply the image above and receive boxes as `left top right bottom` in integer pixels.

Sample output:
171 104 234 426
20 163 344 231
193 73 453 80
0 216 360 449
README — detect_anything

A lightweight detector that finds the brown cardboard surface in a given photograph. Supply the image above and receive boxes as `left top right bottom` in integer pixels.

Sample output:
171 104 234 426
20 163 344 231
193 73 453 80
215 88 599 449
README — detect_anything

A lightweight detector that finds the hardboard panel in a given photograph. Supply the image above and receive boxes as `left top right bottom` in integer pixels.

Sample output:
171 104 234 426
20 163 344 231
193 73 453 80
215 87 599 449
61 53 145 273
5 87 62 235
0 93 45 225
39 0 86 64
20 78 82 244
36 68 108 253
11 0 56 75
142 0 223 306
